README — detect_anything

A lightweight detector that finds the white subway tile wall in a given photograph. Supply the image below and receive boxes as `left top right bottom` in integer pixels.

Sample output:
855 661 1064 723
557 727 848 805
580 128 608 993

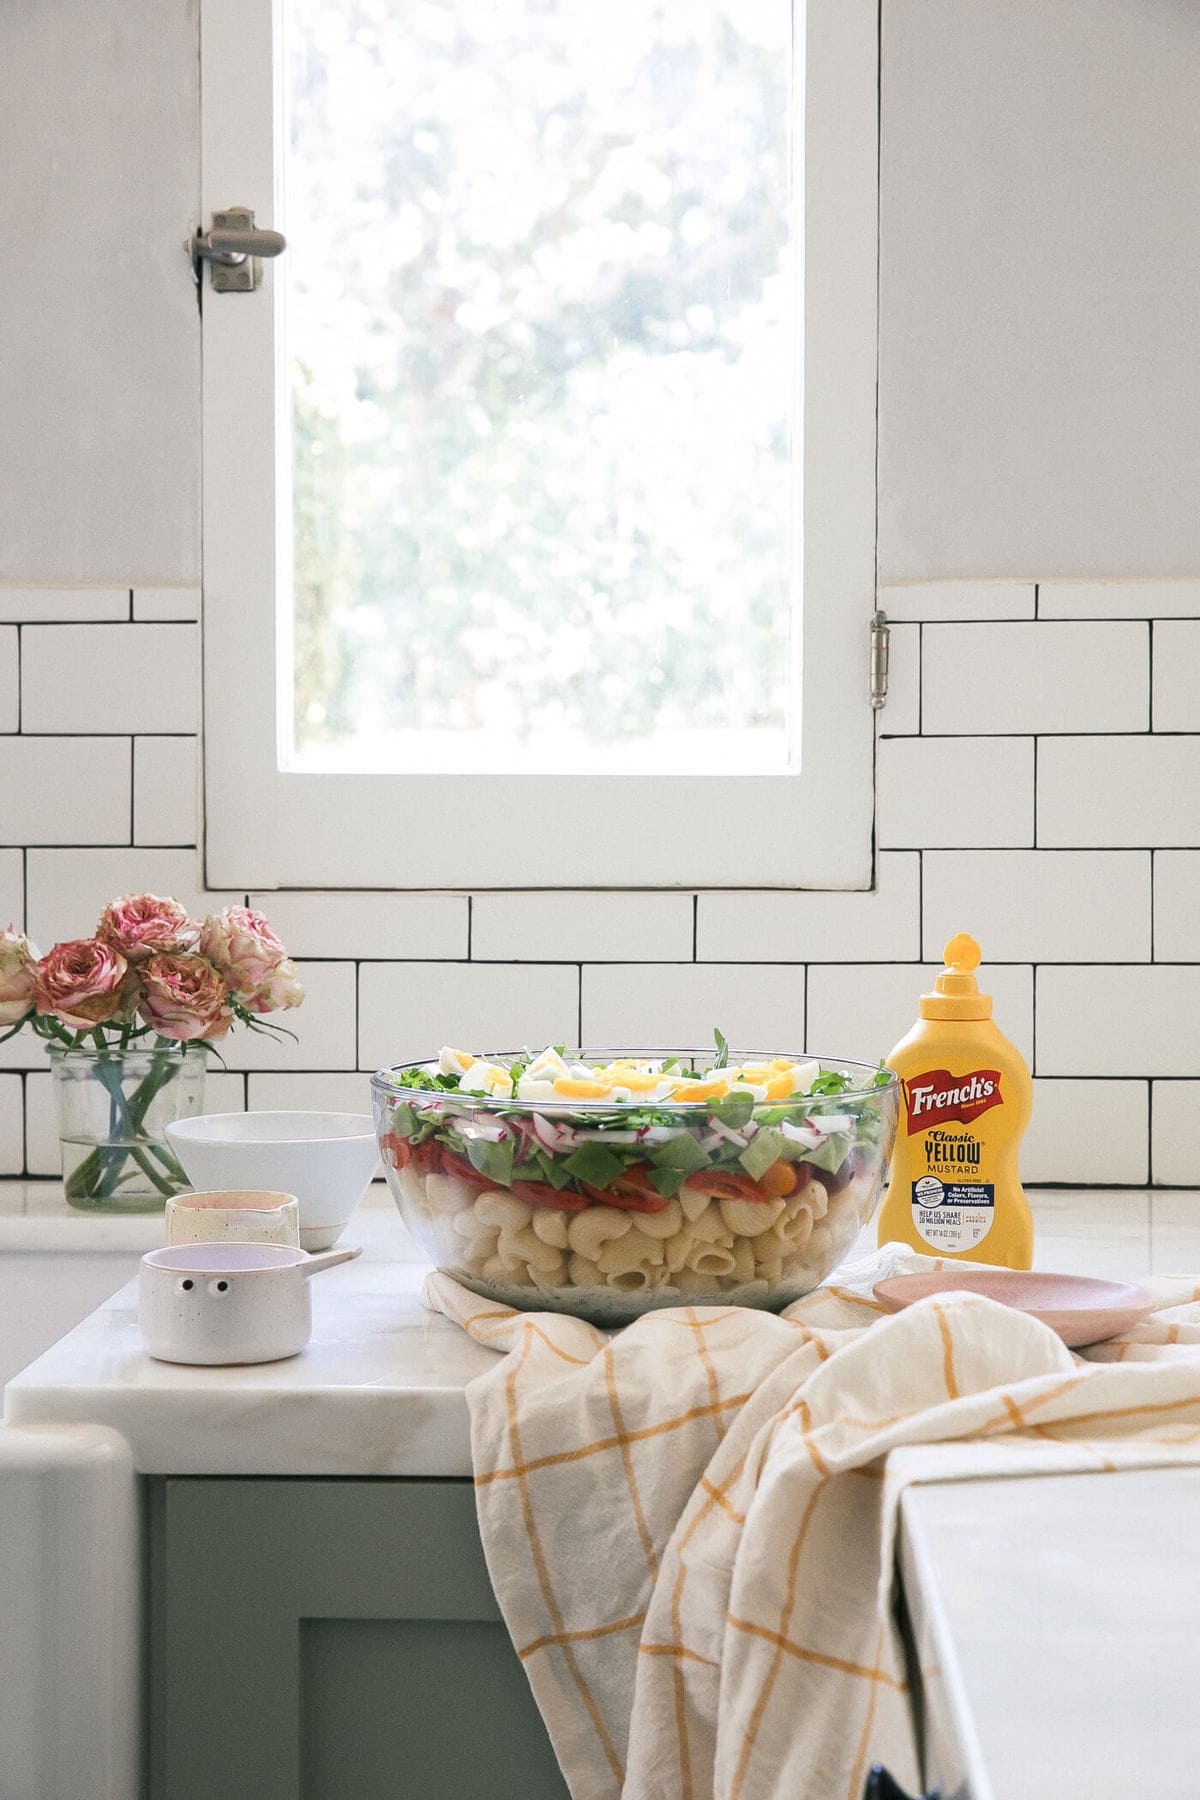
21 623 199 733
247 1071 373 1115
359 961 581 1069
921 851 1151 963
921 621 1148 735
696 853 920 963
1037 737 1200 847
1152 620 1200 732
1036 966 1200 1078
218 962 358 1071
1038 581 1200 619
133 736 199 846
0 849 22 930
1153 852 1200 962
249 890 468 961
1022 1080 1149 1186
24 1072 59 1176
0 580 1195 1181
25 848 241 946
0 1076 22 1174
877 736 1035 847
0 587 130 623
471 892 694 963
131 586 201 622
0 627 18 731
882 623 921 737
581 963 808 1050
0 737 132 845
878 581 1036 621
1154 1085 1200 1187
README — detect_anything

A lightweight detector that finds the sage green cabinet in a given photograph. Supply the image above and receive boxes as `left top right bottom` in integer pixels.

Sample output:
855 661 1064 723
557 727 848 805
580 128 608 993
148 1478 569 1800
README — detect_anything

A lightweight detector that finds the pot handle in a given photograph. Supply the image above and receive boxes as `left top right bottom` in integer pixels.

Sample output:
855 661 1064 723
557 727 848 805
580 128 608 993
301 1246 363 1278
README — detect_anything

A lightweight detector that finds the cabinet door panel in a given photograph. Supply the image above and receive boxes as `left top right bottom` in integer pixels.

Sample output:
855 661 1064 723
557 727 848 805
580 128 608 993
302 1618 567 1800
150 1478 569 1800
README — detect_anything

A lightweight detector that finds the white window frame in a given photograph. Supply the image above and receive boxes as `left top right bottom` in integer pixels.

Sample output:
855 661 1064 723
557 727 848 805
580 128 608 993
200 0 879 890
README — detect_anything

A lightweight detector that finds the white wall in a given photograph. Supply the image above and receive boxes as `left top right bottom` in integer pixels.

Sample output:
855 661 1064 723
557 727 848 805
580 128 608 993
0 0 1198 1186
0 0 200 583
878 0 1200 580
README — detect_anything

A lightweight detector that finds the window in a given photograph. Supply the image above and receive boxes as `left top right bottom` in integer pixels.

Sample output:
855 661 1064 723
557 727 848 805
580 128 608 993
201 0 879 887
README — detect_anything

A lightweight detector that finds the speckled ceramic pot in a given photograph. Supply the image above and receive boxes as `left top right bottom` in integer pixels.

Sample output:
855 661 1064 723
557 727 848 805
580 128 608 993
139 1242 360 1365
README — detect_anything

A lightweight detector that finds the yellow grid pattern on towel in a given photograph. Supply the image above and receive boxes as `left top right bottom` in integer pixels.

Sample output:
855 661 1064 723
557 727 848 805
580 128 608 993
427 1251 1200 1800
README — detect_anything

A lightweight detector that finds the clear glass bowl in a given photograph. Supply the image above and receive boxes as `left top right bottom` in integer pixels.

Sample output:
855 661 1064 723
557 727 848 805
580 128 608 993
372 1048 900 1326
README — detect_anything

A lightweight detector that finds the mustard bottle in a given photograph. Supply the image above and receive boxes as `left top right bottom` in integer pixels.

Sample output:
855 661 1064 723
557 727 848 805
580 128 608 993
876 932 1033 1268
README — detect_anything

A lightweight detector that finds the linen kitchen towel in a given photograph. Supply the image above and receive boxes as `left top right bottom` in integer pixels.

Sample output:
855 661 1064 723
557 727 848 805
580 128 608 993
426 1248 1200 1800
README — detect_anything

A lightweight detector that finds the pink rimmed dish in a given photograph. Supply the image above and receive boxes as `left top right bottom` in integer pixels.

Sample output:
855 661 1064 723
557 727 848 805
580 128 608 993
873 1267 1155 1348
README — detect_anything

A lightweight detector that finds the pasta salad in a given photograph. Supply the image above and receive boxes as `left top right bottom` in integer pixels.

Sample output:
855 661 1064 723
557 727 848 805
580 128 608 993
371 1038 899 1323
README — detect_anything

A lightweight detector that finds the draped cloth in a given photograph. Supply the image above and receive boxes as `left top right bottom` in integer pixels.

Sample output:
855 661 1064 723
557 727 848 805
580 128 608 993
426 1247 1200 1800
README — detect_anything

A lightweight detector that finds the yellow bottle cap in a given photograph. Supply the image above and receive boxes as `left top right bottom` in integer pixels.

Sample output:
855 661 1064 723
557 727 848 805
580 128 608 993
919 932 993 1021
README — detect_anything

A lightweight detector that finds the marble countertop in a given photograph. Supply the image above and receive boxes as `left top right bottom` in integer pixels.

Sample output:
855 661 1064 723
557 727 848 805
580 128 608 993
4 1185 1200 1478
901 1466 1200 1798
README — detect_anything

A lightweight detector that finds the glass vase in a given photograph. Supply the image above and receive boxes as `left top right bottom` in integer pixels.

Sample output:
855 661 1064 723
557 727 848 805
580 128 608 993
48 1043 207 1212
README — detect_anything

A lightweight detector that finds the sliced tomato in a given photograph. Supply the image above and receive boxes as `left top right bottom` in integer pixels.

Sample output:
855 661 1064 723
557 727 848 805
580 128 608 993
510 1179 589 1211
581 1162 673 1214
411 1136 443 1174
378 1131 411 1170
439 1146 484 1185
684 1169 773 1204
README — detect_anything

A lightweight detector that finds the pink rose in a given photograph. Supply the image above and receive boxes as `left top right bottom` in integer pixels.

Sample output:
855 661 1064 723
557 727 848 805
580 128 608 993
35 937 130 1030
138 953 232 1042
0 928 40 1026
199 907 291 1008
251 956 304 1015
98 893 199 964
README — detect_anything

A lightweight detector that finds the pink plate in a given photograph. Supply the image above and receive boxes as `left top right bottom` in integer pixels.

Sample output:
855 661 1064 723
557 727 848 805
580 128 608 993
873 1267 1156 1348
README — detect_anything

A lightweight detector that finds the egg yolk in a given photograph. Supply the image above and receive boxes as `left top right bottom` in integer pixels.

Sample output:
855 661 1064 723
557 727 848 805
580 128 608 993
764 1071 797 1099
669 1077 730 1103
553 1077 614 1099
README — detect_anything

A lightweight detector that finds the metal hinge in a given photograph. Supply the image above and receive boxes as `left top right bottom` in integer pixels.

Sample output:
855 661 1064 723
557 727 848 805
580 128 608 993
870 609 890 709
187 207 287 292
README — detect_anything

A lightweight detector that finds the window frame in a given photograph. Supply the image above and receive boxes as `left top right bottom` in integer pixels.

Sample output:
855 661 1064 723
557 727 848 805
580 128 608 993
200 0 880 890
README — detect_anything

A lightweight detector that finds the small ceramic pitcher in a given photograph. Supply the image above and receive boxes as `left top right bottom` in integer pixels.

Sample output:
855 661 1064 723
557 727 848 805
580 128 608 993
165 1188 301 1248
139 1242 361 1365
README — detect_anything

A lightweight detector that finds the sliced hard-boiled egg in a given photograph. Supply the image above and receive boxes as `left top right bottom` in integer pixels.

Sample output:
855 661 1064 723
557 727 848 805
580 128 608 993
514 1076 561 1104
459 1061 512 1097
438 1046 475 1076
600 1070 663 1093
553 1076 614 1100
668 1076 731 1103
525 1046 570 1082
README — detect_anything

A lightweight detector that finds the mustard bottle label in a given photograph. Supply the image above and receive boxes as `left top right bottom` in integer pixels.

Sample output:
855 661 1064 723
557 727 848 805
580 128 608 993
903 1066 1005 1253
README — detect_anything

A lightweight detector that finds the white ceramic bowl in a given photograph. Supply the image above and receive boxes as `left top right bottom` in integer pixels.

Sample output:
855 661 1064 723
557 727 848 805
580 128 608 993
165 1112 379 1250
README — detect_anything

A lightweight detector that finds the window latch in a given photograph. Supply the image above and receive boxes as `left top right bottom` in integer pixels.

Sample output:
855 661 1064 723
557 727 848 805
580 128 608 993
870 610 889 709
188 207 287 292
